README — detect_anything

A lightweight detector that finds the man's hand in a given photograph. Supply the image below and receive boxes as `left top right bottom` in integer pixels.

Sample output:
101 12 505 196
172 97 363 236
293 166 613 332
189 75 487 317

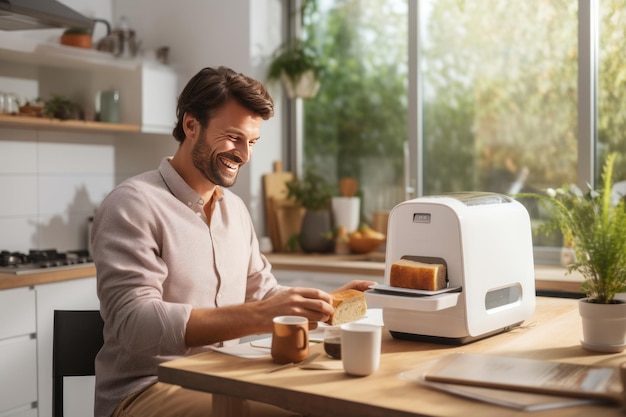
259 287 334 327
334 279 378 293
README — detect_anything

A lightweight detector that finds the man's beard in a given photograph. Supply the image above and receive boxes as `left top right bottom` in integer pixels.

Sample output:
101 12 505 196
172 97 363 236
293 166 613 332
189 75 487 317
191 132 240 188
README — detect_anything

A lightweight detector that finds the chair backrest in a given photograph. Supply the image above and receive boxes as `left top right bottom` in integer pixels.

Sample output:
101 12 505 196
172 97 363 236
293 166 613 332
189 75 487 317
52 310 104 417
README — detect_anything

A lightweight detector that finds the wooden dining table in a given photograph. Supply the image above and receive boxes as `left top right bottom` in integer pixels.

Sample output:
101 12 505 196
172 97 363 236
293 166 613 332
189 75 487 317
158 297 626 417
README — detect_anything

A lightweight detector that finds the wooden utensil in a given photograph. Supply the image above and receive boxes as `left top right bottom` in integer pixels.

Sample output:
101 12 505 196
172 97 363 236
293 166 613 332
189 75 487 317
339 177 358 197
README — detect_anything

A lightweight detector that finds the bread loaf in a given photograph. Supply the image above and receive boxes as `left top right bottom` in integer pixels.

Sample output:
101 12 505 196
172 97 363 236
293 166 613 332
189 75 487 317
389 259 447 291
325 289 367 325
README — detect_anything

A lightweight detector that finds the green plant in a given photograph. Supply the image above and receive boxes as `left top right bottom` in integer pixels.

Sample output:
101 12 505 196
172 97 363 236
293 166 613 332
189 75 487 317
267 37 323 86
62 27 90 35
285 168 335 211
44 94 80 120
521 153 626 304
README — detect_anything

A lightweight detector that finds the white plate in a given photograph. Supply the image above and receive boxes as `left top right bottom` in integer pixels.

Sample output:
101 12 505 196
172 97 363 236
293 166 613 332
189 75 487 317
369 284 462 297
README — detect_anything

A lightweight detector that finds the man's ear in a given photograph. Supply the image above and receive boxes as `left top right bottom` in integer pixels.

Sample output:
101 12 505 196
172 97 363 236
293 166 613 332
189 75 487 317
182 113 199 140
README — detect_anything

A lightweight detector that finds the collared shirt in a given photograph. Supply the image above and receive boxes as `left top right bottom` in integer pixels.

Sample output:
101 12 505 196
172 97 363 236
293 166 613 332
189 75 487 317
92 158 285 417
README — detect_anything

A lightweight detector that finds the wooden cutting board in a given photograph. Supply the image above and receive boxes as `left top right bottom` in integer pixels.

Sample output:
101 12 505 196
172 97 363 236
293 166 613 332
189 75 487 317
263 161 295 252
273 200 304 252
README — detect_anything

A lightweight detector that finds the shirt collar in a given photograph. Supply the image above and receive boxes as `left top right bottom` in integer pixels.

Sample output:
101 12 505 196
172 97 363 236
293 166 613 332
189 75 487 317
158 157 223 212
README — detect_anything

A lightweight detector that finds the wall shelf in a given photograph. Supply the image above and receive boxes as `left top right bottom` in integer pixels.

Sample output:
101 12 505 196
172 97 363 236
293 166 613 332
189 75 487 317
0 114 140 133
0 35 140 72
0 34 177 135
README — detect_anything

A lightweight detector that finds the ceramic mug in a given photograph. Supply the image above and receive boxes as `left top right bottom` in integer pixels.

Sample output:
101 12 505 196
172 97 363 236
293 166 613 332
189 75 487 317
96 90 120 123
271 316 309 364
341 323 382 376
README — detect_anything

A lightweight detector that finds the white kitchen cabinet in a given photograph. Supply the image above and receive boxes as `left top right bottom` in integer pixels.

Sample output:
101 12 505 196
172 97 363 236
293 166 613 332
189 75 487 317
0 287 37 417
0 35 177 135
140 63 178 134
35 277 100 417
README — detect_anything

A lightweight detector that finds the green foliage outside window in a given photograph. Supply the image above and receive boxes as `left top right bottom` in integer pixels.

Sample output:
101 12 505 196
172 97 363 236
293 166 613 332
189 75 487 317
301 0 408 217
300 0 626 234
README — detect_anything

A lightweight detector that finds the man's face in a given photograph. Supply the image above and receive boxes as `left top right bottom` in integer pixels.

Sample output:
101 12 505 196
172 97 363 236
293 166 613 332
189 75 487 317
191 100 262 187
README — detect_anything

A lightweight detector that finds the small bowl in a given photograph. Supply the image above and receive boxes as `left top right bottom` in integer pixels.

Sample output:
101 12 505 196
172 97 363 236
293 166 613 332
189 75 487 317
348 236 385 254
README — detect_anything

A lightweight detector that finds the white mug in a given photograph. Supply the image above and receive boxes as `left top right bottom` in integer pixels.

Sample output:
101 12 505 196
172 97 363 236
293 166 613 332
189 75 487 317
341 323 382 376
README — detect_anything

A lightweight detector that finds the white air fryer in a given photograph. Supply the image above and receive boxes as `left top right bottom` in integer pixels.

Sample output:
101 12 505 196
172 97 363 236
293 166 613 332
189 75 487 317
365 192 536 344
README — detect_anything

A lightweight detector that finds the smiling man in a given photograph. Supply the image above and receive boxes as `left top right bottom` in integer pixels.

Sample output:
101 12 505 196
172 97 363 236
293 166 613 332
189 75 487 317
91 66 374 417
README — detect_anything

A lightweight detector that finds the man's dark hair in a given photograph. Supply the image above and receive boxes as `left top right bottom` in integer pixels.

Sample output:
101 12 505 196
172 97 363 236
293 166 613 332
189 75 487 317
172 66 274 142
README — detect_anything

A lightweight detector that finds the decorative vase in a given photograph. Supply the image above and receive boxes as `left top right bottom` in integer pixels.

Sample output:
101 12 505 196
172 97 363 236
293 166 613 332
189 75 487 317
299 209 334 253
578 298 626 353
281 70 320 99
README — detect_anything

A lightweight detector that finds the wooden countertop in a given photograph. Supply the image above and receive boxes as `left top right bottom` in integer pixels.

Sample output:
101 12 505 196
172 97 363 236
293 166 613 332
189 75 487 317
0 265 96 290
160 297 618 417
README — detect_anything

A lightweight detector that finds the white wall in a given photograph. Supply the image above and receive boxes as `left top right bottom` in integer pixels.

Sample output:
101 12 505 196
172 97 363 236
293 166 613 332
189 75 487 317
0 0 285 252
0 127 176 252
113 0 285 239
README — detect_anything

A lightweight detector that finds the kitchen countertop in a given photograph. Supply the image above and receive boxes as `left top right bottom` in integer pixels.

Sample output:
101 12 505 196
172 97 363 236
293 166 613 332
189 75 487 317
0 254 583 296
0 264 96 290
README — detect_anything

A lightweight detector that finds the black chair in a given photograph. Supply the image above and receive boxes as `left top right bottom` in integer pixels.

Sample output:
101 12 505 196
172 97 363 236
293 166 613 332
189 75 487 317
52 310 104 417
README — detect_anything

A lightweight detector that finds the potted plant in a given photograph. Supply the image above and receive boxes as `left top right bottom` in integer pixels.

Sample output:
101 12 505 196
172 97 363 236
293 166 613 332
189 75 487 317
285 168 335 253
44 94 81 120
521 153 626 352
18 97 45 117
60 27 93 49
267 38 323 99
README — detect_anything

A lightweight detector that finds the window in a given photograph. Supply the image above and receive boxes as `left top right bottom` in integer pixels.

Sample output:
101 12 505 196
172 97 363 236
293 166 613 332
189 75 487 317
299 0 409 223
420 0 577 196
419 0 578 248
296 0 626 258
598 0 626 184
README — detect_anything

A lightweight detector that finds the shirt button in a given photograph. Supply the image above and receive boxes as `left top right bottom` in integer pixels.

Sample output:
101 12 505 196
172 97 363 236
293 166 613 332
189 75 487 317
199 199 204 205
217 293 223 298
187 202 192 207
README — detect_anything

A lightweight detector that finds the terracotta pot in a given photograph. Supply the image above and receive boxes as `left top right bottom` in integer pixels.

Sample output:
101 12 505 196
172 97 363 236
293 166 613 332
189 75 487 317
578 298 626 353
60 33 92 49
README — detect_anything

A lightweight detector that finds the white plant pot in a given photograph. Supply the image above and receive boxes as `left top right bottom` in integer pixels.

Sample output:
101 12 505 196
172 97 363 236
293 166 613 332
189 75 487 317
281 70 320 99
331 197 360 233
578 298 626 353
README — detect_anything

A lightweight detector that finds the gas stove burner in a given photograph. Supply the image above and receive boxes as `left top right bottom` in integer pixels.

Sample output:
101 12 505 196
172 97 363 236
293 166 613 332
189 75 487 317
0 249 94 274
0 251 29 267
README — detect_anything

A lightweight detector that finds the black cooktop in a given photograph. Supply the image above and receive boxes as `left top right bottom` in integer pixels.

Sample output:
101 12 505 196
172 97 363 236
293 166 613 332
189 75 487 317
0 249 93 275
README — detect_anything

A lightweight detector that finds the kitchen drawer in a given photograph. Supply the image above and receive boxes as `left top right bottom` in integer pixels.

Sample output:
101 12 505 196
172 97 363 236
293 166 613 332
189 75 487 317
0 287 35 340
0 336 37 413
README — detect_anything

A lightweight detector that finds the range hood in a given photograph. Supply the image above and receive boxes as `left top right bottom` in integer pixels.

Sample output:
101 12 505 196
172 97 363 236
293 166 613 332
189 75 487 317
0 0 93 31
